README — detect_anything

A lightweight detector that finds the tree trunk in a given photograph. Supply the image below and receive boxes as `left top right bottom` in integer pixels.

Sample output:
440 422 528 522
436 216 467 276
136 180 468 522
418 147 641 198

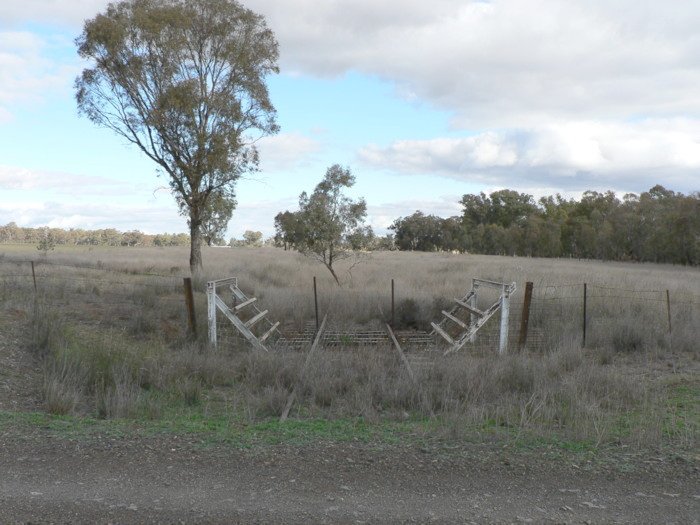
189 210 203 276
326 262 341 286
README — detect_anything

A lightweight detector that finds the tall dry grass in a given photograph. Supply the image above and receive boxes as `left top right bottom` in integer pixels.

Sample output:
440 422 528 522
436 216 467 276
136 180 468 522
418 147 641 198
8 244 697 332
2 244 697 447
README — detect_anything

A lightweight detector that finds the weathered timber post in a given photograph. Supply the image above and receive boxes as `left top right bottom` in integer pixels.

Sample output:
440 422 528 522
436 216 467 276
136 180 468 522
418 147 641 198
206 281 217 347
498 283 511 354
582 283 587 348
518 281 533 351
31 261 37 293
183 277 197 336
313 276 319 332
391 278 395 328
469 279 479 344
666 290 672 334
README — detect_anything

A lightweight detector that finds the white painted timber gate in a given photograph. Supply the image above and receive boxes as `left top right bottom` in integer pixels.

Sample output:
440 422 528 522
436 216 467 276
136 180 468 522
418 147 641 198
431 278 516 355
207 277 284 351
208 276 515 355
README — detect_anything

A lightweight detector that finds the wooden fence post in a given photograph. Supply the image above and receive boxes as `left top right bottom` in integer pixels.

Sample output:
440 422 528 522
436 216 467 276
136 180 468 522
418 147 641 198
498 283 511 354
183 277 197 336
469 279 478 344
31 261 37 293
391 278 395 328
666 290 672 334
582 282 587 348
313 276 319 332
518 281 533 351
206 281 217 347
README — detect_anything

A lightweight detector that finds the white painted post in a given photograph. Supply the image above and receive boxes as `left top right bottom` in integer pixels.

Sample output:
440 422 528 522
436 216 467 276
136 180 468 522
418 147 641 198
469 278 478 343
207 281 217 347
499 283 511 354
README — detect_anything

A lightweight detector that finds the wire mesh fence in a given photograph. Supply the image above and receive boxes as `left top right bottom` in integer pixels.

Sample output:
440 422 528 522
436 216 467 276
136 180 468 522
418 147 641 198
2 258 698 354
0 259 190 341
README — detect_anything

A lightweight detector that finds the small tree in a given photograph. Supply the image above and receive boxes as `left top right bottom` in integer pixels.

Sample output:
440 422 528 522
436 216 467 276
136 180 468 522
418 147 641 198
75 0 279 274
286 164 368 285
242 230 263 247
273 210 303 250
37 227 56 255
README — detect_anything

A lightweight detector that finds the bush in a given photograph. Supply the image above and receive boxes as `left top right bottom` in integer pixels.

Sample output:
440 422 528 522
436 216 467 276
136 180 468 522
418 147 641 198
43 355 84 415
610 323 647 353
396 298 420 329
30 302 67 357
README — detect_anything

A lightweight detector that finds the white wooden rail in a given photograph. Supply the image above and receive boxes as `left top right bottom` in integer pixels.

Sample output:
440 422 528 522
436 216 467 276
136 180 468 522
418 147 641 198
431 278 516 355
207 277 282 351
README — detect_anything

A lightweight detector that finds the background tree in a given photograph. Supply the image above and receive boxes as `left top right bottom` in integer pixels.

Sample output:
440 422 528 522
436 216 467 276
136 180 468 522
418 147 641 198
282 164 368 285
199 190 236 246
121 230 144 247
273 211 303 250
387 185 697 264
37 227 56 255
390 211 444 251
75 0 279 274
242 230 263 247
487 189 538 228
346 225 374 251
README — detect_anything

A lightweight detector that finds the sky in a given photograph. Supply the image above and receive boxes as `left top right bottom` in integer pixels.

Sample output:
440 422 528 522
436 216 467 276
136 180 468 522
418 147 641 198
1 0 699 238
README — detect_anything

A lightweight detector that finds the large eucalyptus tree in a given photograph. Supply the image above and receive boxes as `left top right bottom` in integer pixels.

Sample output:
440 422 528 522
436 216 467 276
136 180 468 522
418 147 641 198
75 0 279 273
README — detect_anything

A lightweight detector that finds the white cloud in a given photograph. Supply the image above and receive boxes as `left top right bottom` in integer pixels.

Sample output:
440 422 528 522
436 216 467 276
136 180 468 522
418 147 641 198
0 165 130 193
368 196 462 232
0 200 185 234
256 132 321 172
228 197 297 238
0 189 296 238
359 119 700 193
0 107 11 124
247 0 700 127
0 30 79 118
0 1 109 27
4 1 699 127
2 0 698 207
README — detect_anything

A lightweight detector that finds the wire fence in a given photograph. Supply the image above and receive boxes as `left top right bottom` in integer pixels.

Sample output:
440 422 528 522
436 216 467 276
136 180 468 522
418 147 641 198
2 258 698 353
0 259 192 342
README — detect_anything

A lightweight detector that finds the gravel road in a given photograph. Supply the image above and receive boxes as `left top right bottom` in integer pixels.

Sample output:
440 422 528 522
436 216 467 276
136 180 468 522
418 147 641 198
1 432 698 524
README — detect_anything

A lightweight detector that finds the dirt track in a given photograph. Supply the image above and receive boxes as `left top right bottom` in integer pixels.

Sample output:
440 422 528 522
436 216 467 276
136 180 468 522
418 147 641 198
1 431 698 524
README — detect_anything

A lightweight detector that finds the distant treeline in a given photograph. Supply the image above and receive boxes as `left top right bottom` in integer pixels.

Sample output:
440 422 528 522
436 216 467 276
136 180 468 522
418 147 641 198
390 185 699 265
5 184 698 265
0 223 190 247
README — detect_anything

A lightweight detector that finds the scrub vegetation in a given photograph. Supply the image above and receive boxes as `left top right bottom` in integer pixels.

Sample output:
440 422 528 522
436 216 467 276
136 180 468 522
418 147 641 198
0 244 697 451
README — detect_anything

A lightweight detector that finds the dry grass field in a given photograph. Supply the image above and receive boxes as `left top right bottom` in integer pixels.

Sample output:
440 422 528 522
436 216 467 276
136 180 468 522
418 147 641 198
0 244 698 451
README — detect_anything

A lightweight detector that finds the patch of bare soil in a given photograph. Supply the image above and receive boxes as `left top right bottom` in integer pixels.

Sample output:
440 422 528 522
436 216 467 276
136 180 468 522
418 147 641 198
0 308 42 412
0 433 697 524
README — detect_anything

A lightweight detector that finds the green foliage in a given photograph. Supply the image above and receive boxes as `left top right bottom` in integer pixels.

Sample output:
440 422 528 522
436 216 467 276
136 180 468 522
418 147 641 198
229 230 264 247
1 224 190 247
277 165 369 284
396 298 420 329
392 185 699 264
391 211 448 251
200 190 236 246
242 230 263 247
75 0 279 273
273 211 303 250
36 227 57 255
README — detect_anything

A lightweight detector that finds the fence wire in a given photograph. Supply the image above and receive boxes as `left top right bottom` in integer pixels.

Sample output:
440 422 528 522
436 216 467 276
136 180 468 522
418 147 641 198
0 259 190 339
2 259 698 352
